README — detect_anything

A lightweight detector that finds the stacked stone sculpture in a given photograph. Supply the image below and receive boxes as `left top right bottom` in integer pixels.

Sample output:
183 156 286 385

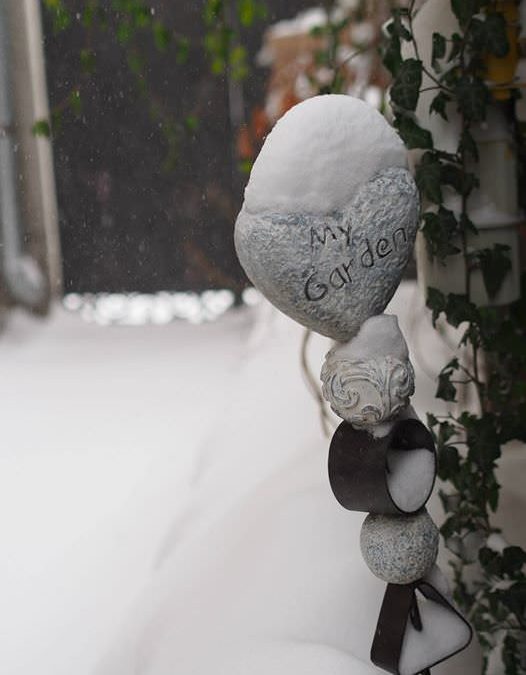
235 94 472 674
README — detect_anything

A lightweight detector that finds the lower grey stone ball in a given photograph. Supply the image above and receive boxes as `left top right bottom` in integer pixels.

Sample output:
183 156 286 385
360 510 438 584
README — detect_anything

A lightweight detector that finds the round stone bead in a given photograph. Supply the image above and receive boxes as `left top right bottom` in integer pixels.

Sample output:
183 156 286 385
360 510 438 584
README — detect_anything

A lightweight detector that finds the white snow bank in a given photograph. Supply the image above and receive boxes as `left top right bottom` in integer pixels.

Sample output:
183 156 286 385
94 283 480 675
243 95 407 215
0 306 252 675
0 282 488 675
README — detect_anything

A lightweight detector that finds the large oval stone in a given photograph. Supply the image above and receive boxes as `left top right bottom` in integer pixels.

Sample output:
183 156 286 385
235 166 419 341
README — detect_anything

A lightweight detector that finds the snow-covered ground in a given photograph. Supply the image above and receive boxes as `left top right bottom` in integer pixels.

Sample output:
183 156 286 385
0 282 523 675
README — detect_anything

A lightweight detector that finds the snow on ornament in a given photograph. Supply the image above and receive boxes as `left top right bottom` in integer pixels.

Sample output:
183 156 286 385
321 315 415 434
234 95 420 341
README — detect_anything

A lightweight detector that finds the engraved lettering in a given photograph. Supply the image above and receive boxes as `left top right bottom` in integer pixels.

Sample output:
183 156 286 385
305 272 328 301
393 227 407 249
310 226 337 249
342 259 353 282
329 267 347 290
360 239 374 268
376 238 392 258
337 223 352 246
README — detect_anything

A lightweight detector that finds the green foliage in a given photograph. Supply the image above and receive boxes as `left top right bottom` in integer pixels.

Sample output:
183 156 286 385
31 119 51 138
422 207 461 262
237 0 267 27
473 244 512 300
431 32 446 70
415 152 442 203
429 91 450 120
385 2 526 672
80 48 96 74
43 0 71 33
202 0 267 81
390 58 422 111
455 76 490 123
41 0 269 169
394 115 433 149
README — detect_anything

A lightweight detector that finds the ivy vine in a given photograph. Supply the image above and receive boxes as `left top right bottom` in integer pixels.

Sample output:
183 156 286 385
383 2 526 672
38 0 268 170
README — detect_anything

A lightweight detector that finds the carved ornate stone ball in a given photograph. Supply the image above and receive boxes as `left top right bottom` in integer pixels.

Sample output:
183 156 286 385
234 95 420 341
321 315 415 430
360 510 439 584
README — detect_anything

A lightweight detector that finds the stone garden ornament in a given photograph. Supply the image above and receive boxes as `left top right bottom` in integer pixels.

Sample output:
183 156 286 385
235 95 472 675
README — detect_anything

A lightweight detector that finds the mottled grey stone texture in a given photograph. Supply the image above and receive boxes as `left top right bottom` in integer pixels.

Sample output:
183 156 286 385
235 167 419 341
360 510 438 584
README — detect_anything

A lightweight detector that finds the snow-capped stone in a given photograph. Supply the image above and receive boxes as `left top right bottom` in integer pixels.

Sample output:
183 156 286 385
360 510 438 584
235 96 419 340
243 95 407 215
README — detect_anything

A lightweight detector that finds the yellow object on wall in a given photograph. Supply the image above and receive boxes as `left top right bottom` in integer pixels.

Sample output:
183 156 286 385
485 1 520 100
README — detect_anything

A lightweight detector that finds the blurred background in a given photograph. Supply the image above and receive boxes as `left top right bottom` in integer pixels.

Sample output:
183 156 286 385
1 4 403 674
1 0 398 324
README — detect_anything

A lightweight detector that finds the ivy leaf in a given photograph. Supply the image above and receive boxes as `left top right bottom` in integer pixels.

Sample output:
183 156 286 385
441 163 478 197
438 444 460 479
69 89 82 116
43 0 71 32
422 206 461 262
390 58 423 111
80 48 96 74
502 547 526 575
471 14 509 58
427 412 439 429
395 116 433 149
431 32 446 71
451 0 482 29
479 546 501 574
487 479 499 512
184 115 199 132
237 0 267 27
440 516 458 541
429 91 451 120
382 33 402 77
474 244 512 299
460 212 478 235
176 37 190 64
203 0 223 25
459 128 479 161
310 25 326 38
437 371 457 402
466 413 501 468
416 152 442 204
32 119 51 138
445 293 478 328
426 286 447 326
484 12 509 57
503 634 522 673
229 44 249 81
116 20 133 44
448 32 463 62
455 76 489 123
153 21 171 51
